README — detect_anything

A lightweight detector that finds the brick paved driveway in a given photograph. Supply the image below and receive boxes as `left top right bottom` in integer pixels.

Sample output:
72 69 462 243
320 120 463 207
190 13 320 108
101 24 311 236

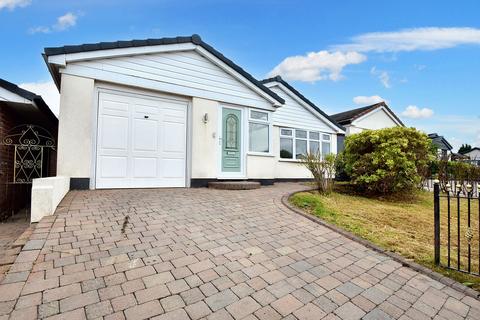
1 183 479 319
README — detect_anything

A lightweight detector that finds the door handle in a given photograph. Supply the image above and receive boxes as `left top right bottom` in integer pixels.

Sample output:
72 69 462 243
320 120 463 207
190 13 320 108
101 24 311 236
144 115 149 119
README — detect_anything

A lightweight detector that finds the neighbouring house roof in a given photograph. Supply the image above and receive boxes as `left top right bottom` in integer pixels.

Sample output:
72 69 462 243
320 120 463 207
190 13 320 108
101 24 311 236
461 147 480 155
0 78 57 125
261 76 345 132
451 152 470 160
43 34 285 105
330 102 405 127
428 133 453 151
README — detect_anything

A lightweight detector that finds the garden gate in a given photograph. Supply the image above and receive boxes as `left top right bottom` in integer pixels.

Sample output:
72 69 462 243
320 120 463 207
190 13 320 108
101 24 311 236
1 124 56 218
434 182 480 276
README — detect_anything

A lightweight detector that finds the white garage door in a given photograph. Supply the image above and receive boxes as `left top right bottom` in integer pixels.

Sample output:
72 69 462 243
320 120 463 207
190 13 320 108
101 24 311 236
96 91 187 189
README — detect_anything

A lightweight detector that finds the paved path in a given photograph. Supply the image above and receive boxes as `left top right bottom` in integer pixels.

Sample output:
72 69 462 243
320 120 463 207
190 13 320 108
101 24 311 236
0 212 30 282
0 183 479 319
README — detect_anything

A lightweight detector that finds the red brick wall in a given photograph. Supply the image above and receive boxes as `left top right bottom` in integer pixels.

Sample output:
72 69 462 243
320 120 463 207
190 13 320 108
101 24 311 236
0 104 18 219
0 104 58 220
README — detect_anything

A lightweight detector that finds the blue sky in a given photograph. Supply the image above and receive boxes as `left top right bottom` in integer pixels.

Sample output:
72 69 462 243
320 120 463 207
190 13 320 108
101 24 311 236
1 0 479 150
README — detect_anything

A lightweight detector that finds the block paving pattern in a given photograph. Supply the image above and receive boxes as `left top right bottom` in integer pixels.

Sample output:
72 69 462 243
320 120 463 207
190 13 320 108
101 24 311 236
1 183 479 319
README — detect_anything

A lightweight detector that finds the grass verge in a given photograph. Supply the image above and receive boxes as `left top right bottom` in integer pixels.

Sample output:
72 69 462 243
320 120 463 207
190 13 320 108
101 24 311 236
290 186 480 291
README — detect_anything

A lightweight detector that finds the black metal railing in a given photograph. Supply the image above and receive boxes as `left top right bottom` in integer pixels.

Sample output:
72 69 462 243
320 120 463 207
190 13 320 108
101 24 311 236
425 178 479 197
434 182 480 276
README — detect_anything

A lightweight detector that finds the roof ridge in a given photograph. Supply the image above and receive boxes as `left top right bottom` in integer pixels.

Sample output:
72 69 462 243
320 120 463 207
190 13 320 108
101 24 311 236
43 34 284 105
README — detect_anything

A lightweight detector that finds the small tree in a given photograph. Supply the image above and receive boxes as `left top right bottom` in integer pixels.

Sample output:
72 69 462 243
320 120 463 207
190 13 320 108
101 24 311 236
344 127 434 195
301 152 336 194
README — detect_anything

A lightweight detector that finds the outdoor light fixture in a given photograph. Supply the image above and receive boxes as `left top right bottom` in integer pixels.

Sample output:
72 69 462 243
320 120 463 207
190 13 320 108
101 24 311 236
433 179 440 184
202 113 209 124
446 183 451 192
466 184 473 193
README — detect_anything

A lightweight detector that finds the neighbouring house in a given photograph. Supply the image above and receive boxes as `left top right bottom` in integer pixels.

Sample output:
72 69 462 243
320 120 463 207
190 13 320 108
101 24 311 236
428 133 453 160
330 101 404 135
460 147 480 166
0 78 57 219
43 35 345 190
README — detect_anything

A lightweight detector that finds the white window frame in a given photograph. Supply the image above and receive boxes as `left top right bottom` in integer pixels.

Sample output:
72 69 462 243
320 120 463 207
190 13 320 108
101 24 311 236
279 127 332 161
320 133 332 159
247 109 273 156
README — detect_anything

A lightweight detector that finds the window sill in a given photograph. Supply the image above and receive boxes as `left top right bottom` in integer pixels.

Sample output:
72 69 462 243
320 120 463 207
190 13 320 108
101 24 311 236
247 152 275 158
279 159 303 163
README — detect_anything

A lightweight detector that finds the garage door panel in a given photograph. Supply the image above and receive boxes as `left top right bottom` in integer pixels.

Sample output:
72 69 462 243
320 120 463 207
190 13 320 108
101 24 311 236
101 115 129 150
99 156 128 178
163 121 185 153
162 158 185 178
96 91 187 189
163 108 186 121
133 157 158 178
102 99 129 113
135 103 160 115
133 118 158 152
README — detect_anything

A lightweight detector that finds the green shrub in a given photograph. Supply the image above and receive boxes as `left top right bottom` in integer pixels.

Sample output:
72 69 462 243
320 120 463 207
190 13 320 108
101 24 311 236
301 152 336 194
433 159 480 192
344 127 435 195
334 151 350 181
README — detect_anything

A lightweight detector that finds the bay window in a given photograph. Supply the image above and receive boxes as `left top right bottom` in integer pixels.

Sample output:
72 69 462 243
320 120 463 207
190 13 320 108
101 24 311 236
280 128 332 160
248 110 271 154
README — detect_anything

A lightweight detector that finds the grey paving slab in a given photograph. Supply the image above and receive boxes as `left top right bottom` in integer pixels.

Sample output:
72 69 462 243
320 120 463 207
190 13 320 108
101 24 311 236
1 183 478 319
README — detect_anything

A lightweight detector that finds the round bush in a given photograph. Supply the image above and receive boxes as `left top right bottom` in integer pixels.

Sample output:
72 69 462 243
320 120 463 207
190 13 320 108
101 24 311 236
344 127 434 195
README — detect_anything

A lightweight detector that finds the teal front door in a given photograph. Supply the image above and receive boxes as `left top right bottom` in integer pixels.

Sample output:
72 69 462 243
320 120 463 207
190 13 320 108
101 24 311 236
222 108 242 172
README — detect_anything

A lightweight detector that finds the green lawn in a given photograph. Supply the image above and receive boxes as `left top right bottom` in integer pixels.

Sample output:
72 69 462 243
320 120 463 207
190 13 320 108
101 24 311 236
290 186 480 291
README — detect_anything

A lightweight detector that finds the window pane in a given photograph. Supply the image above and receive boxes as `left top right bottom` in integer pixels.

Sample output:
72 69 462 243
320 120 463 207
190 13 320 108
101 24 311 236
249 123 269 153
280 138 293 159
250 110 268 121
309 131 320 140
322 141 331 156
225 115 238 149
296 139 307 159
310 141 320 155
281 128 293 136
296 130 307 139
322 134 331 141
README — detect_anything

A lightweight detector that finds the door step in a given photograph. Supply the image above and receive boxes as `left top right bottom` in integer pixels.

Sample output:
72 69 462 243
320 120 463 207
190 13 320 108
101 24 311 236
208 181 261 190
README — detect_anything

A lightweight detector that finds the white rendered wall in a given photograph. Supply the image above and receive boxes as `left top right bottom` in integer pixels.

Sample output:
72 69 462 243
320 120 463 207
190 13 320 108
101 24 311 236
57 74 95 177
191 97 219 178
31 176 70 222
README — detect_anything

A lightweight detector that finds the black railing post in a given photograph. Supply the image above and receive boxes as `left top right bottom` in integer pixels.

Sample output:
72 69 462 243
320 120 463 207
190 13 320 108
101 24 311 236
434 182 440 266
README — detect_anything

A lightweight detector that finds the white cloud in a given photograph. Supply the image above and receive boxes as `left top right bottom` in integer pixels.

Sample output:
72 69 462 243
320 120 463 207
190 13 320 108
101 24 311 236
333 27 480 52
28 26 50 34
268 50 366 82
30 12 78 34
370 66 391 88
401 105 434 119
414 64 426 71
19 81 60 116
353 95 385 105
54 12 77 31
0 0 30 11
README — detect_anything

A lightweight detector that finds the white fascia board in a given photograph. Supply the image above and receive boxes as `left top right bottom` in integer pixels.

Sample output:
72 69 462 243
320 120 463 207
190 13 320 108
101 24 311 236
194 46 282 108
0 87 30 104
352 106 403 127
265 82 345 134
47 42 197 66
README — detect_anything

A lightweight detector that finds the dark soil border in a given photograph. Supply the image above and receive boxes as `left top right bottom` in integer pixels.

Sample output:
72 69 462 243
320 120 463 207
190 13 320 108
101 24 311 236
280 189 480 299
